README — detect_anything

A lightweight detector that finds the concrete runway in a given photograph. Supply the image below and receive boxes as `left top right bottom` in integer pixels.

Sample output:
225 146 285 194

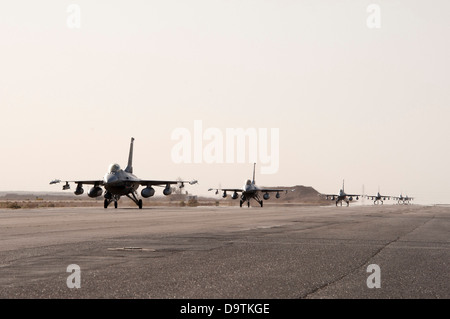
0 204 448 299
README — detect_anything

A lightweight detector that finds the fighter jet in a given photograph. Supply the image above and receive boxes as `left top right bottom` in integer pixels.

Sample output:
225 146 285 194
208 163 292 207
393 194 414 205
50 137 197 209
366 189 392 205
320 180 360 206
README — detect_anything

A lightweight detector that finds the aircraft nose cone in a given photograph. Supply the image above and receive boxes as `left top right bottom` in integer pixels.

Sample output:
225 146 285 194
105 174 119 184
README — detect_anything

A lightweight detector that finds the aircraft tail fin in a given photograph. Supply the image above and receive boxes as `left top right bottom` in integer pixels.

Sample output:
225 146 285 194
125 137 134 173
252 163 256 184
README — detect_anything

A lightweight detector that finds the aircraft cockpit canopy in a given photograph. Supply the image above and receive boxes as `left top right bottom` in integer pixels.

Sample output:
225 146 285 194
108 163 121 173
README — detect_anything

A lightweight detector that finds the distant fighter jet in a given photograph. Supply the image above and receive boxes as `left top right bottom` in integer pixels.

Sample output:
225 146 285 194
393 194 414 205
320 180 360 206
366 189 392 205
50 137 197 209
208 163 292 207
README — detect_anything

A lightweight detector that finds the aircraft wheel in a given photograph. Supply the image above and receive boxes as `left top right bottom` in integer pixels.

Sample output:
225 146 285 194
138 199 143 209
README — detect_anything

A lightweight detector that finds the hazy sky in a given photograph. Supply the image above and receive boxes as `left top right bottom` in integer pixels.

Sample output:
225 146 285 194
1 1 449 204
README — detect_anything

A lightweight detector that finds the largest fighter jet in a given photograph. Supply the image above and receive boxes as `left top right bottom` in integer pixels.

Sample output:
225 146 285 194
50 137 197 209
208 163 292 207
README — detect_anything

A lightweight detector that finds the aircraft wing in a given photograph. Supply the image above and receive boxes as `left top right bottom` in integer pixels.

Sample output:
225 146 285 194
366 195 391 199
139 180 198 187
320 193 338 199
258 188 292 193
50 179 104 189
393 196 413 200
208 188 243 193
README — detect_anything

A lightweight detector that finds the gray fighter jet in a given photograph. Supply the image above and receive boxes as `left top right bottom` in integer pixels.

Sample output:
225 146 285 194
393 194 414 205
50 137 197 209
208 163 292 207
320 180 360 206
366 189 392 205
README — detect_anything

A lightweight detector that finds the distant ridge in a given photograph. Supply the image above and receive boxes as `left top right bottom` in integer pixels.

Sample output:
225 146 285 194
0 191 81 201
261 185 330 205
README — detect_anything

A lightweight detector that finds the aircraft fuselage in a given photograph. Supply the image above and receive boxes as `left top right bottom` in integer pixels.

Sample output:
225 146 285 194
239 179 263 207
335 194 350 206
103 170 140 196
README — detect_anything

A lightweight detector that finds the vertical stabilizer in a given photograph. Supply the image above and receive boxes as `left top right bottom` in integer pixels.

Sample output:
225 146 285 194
125 137 134 173
252 163 256 184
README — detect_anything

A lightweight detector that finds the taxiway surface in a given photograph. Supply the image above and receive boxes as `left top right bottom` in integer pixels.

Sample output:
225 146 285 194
0 204 448 298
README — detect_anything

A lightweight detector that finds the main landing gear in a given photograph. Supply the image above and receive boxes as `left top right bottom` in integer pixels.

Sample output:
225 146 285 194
239 198 263 208
104 192 143 209
336 200 349 207
126 191 143 209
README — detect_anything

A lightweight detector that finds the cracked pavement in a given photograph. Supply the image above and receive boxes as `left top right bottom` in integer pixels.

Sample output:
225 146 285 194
0 205 448 298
